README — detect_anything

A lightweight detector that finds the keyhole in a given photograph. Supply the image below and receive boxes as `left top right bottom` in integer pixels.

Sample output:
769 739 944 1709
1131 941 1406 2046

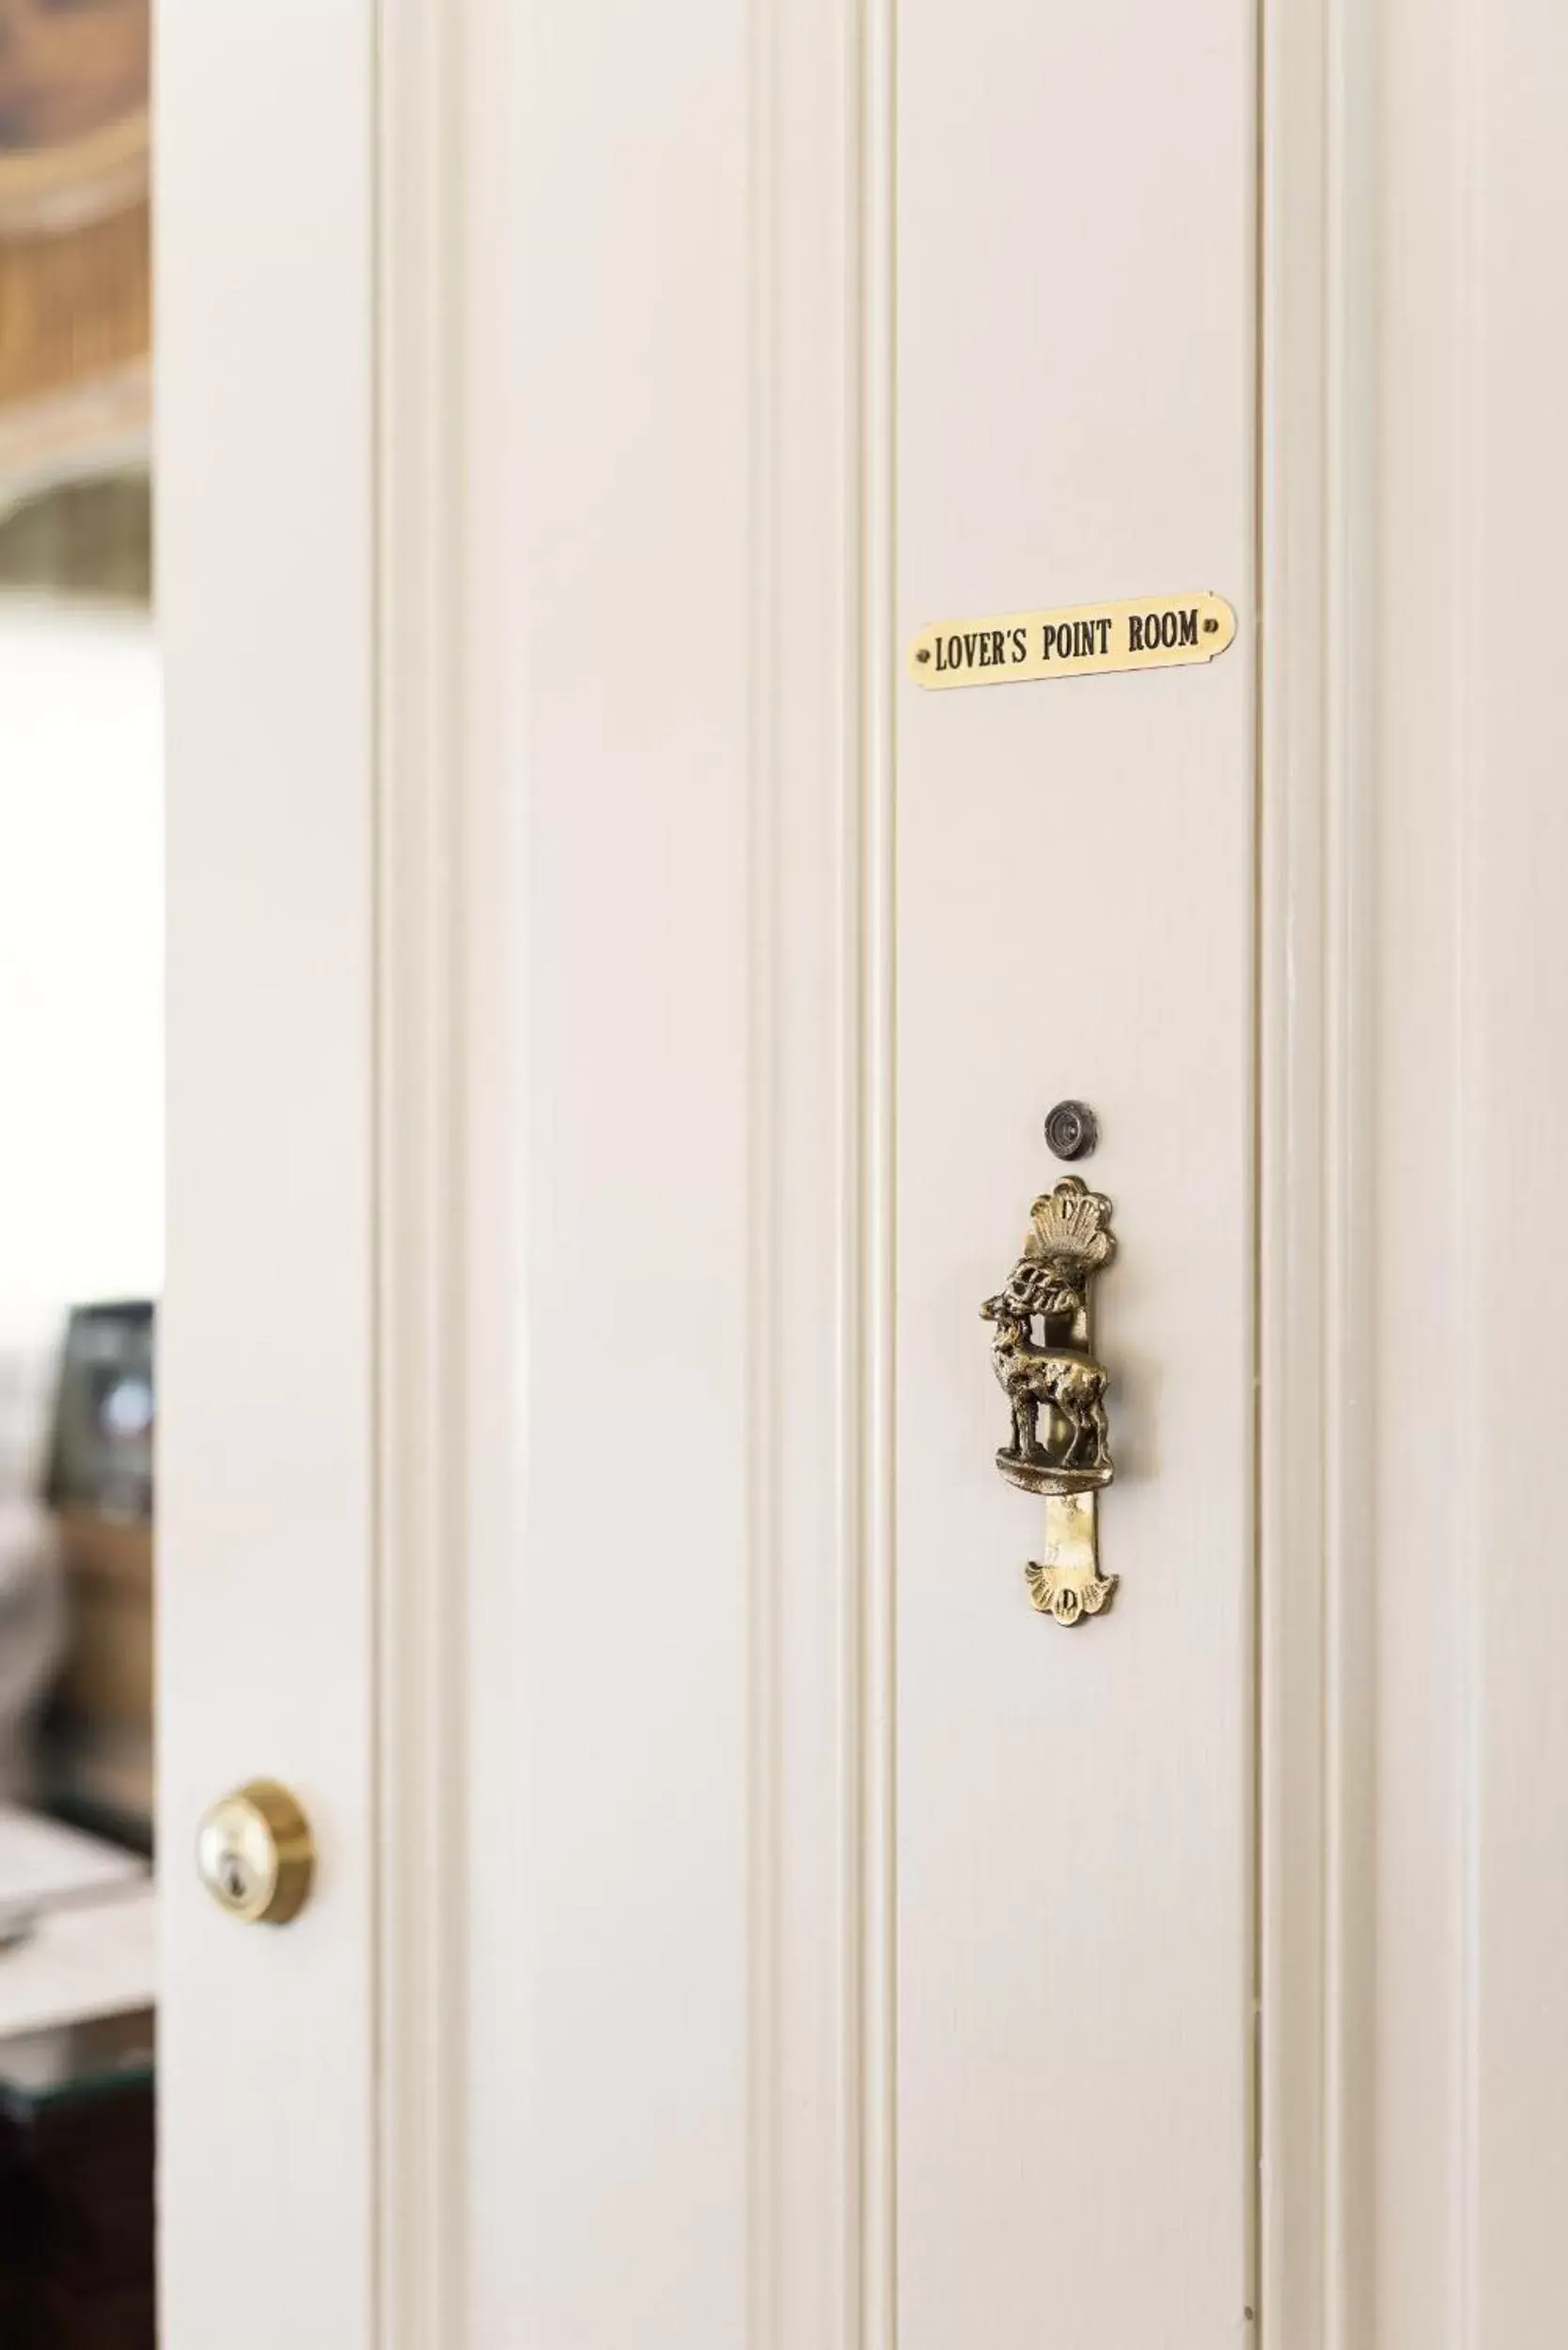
221 1854 249 1904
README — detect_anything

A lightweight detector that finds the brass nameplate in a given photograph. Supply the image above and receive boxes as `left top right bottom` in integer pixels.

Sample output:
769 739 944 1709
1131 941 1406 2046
907 589 1237 690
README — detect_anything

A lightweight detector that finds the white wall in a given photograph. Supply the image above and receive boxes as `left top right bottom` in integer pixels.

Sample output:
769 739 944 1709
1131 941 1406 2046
0 597 163 1336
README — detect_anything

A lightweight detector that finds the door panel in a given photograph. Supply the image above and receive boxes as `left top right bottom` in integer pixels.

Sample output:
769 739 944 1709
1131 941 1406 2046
896 5 1256 2342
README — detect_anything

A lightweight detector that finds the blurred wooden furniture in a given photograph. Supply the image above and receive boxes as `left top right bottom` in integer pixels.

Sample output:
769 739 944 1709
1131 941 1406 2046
0 0 149 509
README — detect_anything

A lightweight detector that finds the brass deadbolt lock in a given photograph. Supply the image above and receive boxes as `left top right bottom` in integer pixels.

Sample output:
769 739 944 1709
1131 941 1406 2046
196 1779 315 1925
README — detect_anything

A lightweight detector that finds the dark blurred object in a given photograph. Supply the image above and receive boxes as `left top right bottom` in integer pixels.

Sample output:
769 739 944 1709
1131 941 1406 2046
45 1305 151 1528
0 2009 154 2348
0 1330 66 1802
0 474 149 601
41 1308 153 1845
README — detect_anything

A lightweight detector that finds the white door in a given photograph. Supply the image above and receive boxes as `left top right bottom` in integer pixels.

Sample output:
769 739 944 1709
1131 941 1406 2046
158 21 1255 2330
158 0 1256 2330
153 0 1568 2343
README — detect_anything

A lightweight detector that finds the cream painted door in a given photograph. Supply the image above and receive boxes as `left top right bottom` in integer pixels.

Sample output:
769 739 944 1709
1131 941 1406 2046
157 0 1258 2339
159 0 1261 2340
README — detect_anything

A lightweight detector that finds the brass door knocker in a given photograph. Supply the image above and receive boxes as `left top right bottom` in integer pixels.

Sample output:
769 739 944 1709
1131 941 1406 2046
980 1176 1117 1623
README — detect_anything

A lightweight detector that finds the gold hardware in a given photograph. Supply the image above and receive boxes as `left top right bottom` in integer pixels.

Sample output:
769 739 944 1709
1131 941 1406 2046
196 1779 315 1925
980 1176 1118 1623
908 589 1235 689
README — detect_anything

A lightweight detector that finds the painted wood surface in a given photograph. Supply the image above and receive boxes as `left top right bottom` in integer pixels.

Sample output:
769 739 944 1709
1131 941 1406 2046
157 0 375 2340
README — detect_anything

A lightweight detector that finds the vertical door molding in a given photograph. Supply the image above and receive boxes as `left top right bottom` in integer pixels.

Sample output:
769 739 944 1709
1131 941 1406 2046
853 0 900 2342
1257 0 1380 2340
374 0 469 2338
745 0 894 2337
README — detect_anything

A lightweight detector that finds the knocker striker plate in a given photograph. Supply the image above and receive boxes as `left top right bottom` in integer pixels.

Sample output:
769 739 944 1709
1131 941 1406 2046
980 1175 1119 1623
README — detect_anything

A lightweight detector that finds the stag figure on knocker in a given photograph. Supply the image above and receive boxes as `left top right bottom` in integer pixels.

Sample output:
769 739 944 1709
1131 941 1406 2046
980 1261 1111 1476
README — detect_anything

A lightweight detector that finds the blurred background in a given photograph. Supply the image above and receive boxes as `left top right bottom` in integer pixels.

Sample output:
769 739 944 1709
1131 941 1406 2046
0 1 158 2340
